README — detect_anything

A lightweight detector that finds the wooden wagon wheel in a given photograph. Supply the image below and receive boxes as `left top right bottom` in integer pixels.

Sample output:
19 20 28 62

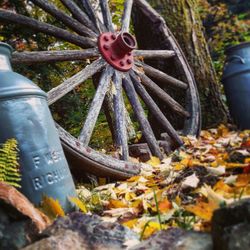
0 0 200 179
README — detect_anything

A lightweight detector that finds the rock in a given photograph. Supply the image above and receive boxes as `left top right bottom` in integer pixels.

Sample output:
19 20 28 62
0 204 36 250
0 182 50 249
212 198 250 250
130 228 212 250
22 230 94 250
24 212 139 250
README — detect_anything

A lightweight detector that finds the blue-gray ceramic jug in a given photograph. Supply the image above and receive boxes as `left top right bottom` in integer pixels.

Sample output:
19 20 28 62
0 42 76 211
222 42 250 129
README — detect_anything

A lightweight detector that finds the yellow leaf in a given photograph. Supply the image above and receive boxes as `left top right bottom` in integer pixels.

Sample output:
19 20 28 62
146 157 161 167
141 221 162 239
217 124 229 137
226 163 247 169
40 196 65 219
126 176 147 183
175 195 182 206
244 158 250 164
122 218 138 229
131 199 143 209
69 197 88 213
108 199 128 208
125 192 136 201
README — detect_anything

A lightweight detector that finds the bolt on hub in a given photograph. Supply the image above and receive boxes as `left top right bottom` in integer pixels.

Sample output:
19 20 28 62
98 32 136 72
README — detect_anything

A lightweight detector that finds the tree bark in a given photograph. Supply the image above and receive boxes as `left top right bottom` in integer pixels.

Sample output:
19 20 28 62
147 0 228 128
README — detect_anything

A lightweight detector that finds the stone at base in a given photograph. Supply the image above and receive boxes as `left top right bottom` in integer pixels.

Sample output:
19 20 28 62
212 198 250 250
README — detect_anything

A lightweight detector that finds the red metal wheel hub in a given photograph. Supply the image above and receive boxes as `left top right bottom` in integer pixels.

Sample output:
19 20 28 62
98 32 136 72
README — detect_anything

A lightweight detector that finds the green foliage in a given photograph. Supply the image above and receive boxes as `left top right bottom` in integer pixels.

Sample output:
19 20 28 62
0 139 21 188
110 0 124 27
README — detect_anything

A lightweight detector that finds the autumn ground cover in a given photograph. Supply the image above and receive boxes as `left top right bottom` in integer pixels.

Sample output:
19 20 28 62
74 125 250 240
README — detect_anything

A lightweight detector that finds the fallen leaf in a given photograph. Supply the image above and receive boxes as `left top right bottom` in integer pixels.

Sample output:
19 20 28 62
235 174 250 187
182 173 199 189
206 165 225 176
69 197 88 213
108 199 128 209
158 199 172 213
0 182 50 232
40 196 65 219
184 199 218 221
146 156 161 167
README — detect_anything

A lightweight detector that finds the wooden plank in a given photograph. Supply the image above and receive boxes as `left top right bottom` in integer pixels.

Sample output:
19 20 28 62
12 49 99 64
130 71 183 146
48 58 106 105
134 68 190 117
123 75 163 159
121 0 133 32
78 66 114 146
100 0 114 32
113 71 129 161
134 49 176 59
30 0 97 38
136 61 188 89
59 0 98 33
0 10 95 49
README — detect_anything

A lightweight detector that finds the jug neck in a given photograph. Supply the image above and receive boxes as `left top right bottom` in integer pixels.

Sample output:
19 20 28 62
0 42 13 71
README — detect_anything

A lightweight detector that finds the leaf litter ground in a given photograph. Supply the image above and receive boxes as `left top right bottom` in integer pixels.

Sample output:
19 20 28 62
68 125 250 241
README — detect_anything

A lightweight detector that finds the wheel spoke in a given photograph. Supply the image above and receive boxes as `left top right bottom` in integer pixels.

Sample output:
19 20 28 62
134 68 190 117
136 61 188 89
30 0 97 38
0 10 95 48
92 73 116 145
134 49 176 59
80 0 105 32
12 49 99 64
100 0 114 32
113 71 129 161
121 0 133 32
123 75 163 159
78 66 114 146
59 0 98 33
48 58 106 105
130 71 183 147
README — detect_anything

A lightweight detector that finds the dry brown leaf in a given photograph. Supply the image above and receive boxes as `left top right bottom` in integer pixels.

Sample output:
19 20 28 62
0 182 50 232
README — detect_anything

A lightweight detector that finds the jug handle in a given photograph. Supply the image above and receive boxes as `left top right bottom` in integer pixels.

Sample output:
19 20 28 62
226 55 245 64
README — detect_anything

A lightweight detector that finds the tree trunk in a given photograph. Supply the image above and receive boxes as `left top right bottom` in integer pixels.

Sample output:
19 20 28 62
147 0 228 128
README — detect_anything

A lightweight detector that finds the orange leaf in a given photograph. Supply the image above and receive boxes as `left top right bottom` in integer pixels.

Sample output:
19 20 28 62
241 139 250 148
213 180 233 193
185 200 218 221
108 199 128 209
235 174 250 187
158 199 172 213
40 196 65 219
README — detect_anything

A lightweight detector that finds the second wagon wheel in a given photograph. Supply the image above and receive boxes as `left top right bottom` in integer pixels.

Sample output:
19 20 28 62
0 0 201 179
